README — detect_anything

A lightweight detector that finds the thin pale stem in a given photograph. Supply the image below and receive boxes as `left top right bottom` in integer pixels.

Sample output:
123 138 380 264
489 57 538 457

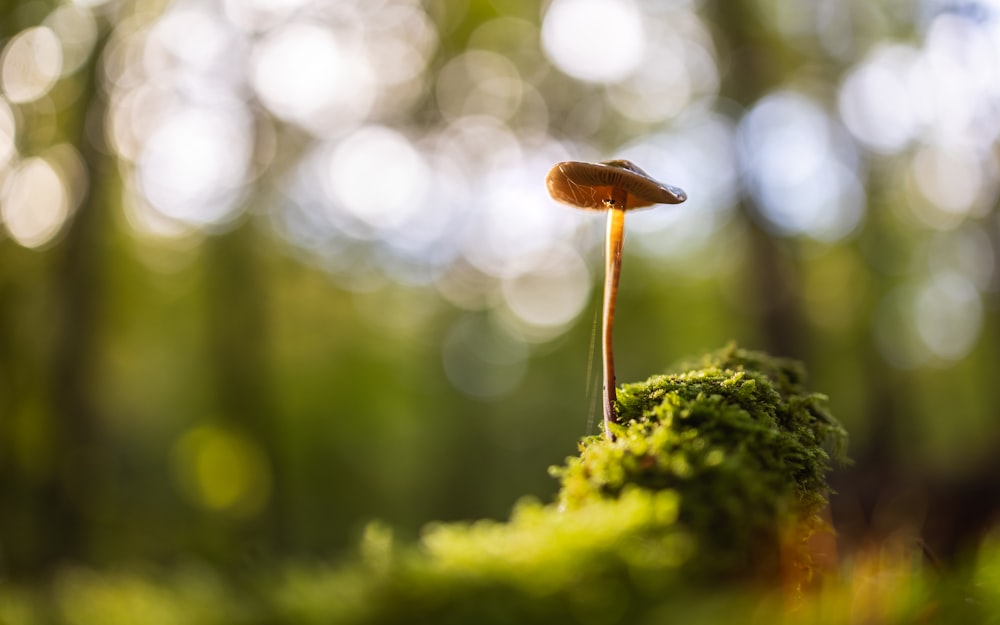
602 190 627 440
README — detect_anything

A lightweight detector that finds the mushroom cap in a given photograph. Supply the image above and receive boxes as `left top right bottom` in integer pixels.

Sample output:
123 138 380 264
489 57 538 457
546 159 687 211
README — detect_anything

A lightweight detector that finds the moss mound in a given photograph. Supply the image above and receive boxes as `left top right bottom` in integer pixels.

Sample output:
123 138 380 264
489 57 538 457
555 344 848 580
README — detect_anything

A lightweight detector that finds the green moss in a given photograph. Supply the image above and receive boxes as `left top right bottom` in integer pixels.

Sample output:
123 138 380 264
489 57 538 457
554 344 847 581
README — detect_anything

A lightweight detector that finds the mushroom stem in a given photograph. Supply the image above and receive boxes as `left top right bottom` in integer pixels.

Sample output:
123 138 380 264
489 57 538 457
545 159 686 440
602 188 628 440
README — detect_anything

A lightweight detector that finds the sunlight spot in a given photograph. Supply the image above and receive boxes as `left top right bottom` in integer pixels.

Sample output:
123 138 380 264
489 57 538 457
324 125 429 233
605 10 718 124
838 44 920 154
541 0 645 83
1 27 63 104
107 84 179 162
436 50 523 122
250 21 374 135
914 12 1000 148
914 271 982 362
910 143 990 220
0 98 16 169
501 244 590 340
172 425 272 518
740 90 863 241
136 106 251 226
45 4 99 77
45 143 89 213
364 2 438 87
1 156 71 249
145 6 239 77
874 271 984 369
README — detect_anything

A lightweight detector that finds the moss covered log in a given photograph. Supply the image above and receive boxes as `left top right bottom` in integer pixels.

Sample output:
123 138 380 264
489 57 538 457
555 344 848 582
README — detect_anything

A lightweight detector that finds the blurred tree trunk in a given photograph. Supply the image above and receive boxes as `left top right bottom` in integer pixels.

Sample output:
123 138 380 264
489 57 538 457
202 221 285 553
39 23 115 571
705 0 806 359
0 2 22 573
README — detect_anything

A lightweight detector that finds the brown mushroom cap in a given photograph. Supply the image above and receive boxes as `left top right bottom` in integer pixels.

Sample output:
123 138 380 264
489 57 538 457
546 159 687 211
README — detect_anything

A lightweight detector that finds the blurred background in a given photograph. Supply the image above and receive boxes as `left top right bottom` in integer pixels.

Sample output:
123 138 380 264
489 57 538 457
1 0 999 577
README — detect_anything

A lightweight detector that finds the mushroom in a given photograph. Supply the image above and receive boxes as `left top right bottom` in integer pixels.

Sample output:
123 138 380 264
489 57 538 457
546 159 687 440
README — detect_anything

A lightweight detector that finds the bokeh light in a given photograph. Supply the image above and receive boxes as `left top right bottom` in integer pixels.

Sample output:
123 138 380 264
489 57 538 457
144 5 245 85
874 270 985 368
135 105 252 227
44 4 98 76
605 7 719 124
740 90 864 241
1 26 63 104
914 270 983 362
363 1 437 89
838 44 921 155
0 98 16 168
1 155 71 248
915 12 1000 149
541 0 644 83
909 143 996 224
172 425 273 518
500 244 591 340
251 20 374 135
324 125 429 234
436 50 524 122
